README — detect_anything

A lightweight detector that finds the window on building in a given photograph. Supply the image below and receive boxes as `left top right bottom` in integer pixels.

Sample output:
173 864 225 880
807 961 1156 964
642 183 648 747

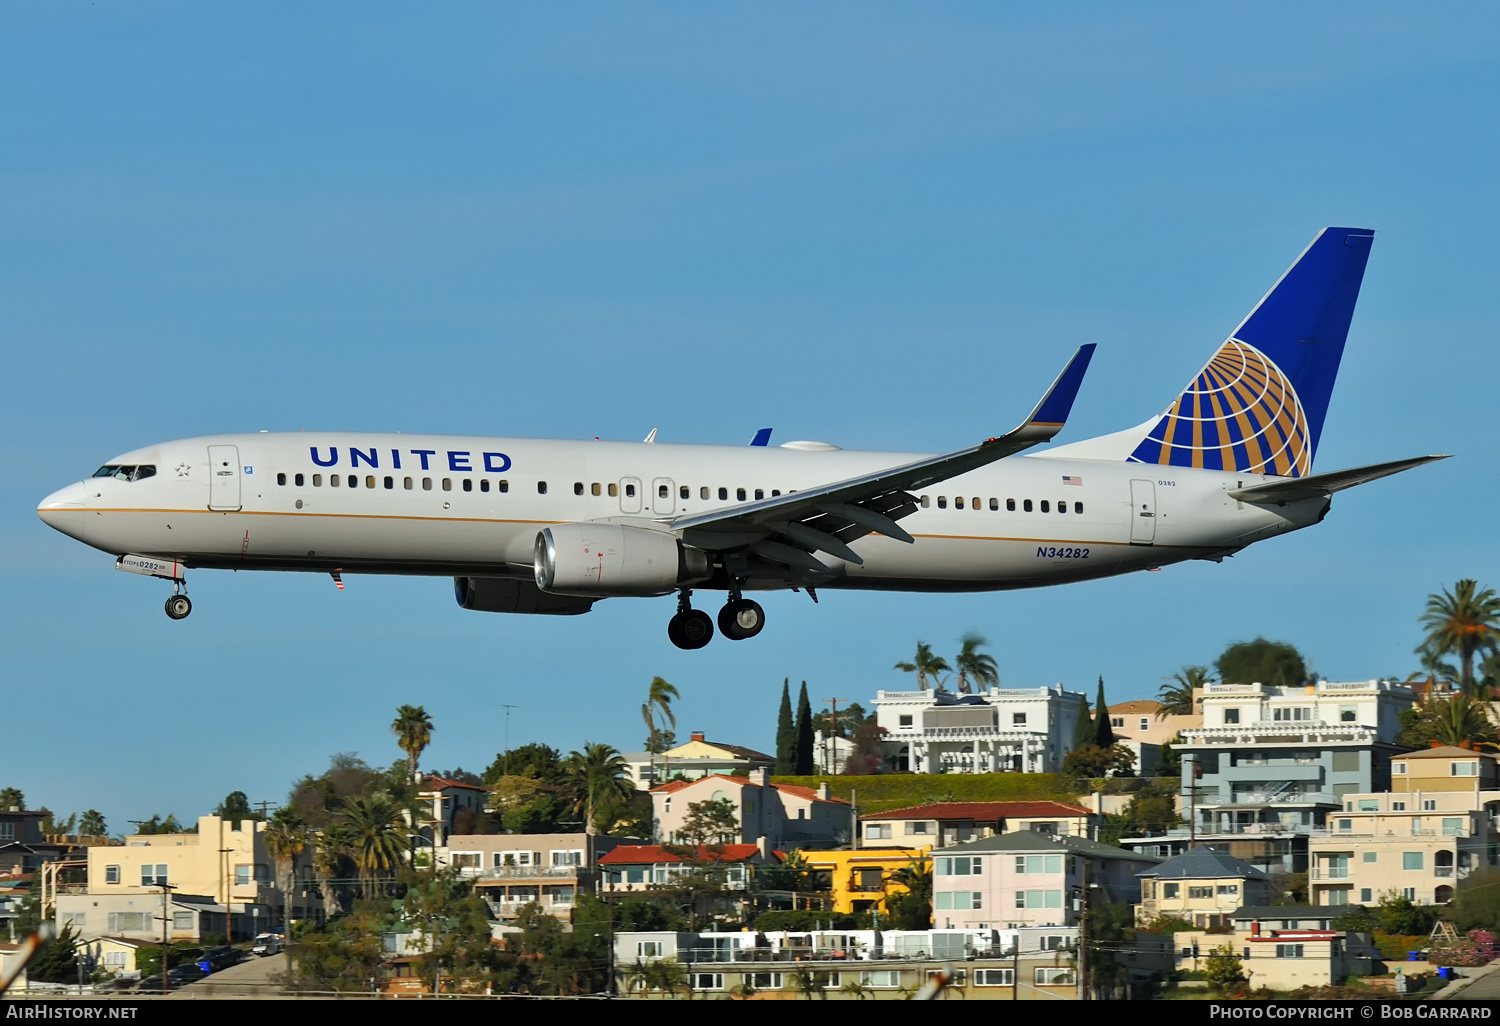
935 890 983 910
1224 709 1240 725
1394 763 1408 775
1363 851 1378 863
1014 855 1062 874
1403 852 1425 870
1163 883 1180 899
105 865 120 884
1424 800 1438 812
751 972 785 989
450 853 482 871
104 951 126 967
1217 885 1238 896
1338 819 1352 833
1189 886 1213 899
1276 944 1305 958
140 864 168 886
1332 751 1362 772
905 821 930 835
108 912 152 932
691 973 724 990
865 823 892 840
1453 761 1480 777
974 969 1015 986
1140 718 1149 732
1358 799 1379 812
1273 707 1313 721
1111 717 1124 728
637 941 663 958
936 856 983 876
1035 967 1075 986
1340 706 1357 722
899 714 913 727
173 911 194 930
1014 889 1062 908
1013 712 1027 725
552 850 583 867
1443 818 1464 836
1392 801 1407 811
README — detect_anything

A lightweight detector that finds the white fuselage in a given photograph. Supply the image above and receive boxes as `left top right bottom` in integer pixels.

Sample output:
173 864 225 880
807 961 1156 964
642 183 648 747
37 431 1327 594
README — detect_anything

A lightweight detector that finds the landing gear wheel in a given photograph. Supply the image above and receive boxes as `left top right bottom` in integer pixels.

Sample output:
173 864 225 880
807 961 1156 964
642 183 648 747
717 599 766 640
667 609 714 650
164 595 192 620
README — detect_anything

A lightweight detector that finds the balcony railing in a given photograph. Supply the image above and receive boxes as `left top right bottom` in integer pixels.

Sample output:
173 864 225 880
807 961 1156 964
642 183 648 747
922 727 1042 741
1310 868 1351 880
1435 867 1454 878
472 866 582 881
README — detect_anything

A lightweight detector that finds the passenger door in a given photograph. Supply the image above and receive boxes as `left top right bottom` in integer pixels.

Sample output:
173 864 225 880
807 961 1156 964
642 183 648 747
1129 478 1156 545
207 445 242 511
618 476 642 514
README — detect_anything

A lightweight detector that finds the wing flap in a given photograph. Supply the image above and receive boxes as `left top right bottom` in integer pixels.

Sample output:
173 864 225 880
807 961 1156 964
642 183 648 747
1227 454 1449 505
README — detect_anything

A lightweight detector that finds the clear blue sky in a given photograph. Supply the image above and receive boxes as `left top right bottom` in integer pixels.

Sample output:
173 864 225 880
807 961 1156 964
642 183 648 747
3 3 1497 832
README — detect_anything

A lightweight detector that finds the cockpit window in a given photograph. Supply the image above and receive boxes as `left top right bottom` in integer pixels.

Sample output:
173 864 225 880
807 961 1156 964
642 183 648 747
91 465 156 482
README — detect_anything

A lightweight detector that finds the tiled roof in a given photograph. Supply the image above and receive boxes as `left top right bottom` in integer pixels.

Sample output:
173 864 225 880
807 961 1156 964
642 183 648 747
1138 847 1268 880
421 775 487 792
861 800 1090 821
650 774 752 794
938 829 1161 862
1109 700 1164 713
1230 905 1360 920
1396 745 1499 760
597 844 772 865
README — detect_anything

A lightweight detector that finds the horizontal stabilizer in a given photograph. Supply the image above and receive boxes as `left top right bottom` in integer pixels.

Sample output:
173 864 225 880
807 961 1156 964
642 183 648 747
1227 454 1449 505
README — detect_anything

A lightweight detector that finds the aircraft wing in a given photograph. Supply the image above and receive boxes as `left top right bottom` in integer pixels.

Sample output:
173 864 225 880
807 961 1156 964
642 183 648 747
668 345 1096 572
1227 454 1450 505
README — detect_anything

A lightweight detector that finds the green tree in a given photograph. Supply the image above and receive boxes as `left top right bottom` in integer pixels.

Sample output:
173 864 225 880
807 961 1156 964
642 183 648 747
775 679 797 774
264 810 307 928
642 676 680 755
392 704 435 782
894 641 950 692
78 810 107 837
483 742 564 785
1063 743 1136 779
676 797 739 845
1158 666 1212 717
216 790 259 827
133 814 186 835
563 742 636 836
1204 945 1247 991
1073 695 1094 749
398 868 502 989
885 857 932 929
285 900 387 991
338 794 409 898
1157 733 1184 777
486 772 568 835
1216 637 1307 687
795 682 815 775
1418 580 1500 694
1447 869 1500 932
1093 677 1115 747
954 632 1000 694
287 753 383 829
26 922 78 983
0 787 23 810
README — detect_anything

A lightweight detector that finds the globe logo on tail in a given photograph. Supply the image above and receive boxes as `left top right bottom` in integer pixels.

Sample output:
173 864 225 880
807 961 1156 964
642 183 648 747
1128 339 1312 477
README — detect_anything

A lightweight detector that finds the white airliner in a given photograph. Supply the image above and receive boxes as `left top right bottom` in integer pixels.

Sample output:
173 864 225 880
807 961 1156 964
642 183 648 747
38 227 1445 648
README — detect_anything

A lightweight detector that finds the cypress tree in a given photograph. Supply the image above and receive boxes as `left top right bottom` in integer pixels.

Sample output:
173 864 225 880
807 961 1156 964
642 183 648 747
1094 676 1115 748
1072 694 1094 750
795 681 815 775
775 679 796 774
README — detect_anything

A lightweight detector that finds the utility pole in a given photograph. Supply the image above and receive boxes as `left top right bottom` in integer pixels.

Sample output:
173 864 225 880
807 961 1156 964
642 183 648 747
253 800 277 820
820 697 850 775
500 704 519 776
219 814 234 946
157 882 176 995
1077 861 1088 1002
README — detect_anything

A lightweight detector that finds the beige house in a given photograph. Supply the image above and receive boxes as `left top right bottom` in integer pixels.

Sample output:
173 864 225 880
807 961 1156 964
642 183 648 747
1108 699 1200 747
1309 756 1500 908
55 815 279 942
651 768 850 848
416 775 489 848
83 936 148 977
1174 906 1376 989
436 832 625 922
860 800 1096 849
624 732 775 790
1136 848 1272 929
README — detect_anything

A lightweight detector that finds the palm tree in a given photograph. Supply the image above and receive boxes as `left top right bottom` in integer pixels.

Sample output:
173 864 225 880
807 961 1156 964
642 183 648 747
894 641 951 692
1157 666 1213 718
391 704 435 782
953 633 1000 694
264 816 307 929
563 742 636 836
839 978 872 1000
338 794 410 898
312 824 350 917
1431 696 1500 748
77 810 107 837
641 677 680 784
1418 580 1500 694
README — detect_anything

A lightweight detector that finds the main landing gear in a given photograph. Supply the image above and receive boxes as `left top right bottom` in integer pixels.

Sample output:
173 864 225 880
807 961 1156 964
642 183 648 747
165 595 192 619
666 587 767 650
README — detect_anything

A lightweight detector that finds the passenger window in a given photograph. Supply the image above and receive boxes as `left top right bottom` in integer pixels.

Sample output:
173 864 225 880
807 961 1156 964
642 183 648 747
463 479 473 492
608 483 618 497
1040 500 1049 512
1057 499 1066 513
277 473 287 486
404 477 413 490
295 473 305 487
626 484 636 497
719 487 728 500
989 498 998 511
1023 499 1032 512
591 483 601 496
700 487 709 500
1006 498 1015 511
737 488 746 501
920 495 930 508
384 476 393 489
364 475 375 489
349 475 358 488
772 489 781 497
442 478 452 491
499 480 509 493
680 485 689 500
755 489 764 500
972 497 980 510
312 474 322 487
481 479 490 492
937 496 948 509
576 482 585 496
1075 501 1083 514
955 497 964 509
658 484 669 498
330 474 340 487
538 481 548 494
422 477 431 491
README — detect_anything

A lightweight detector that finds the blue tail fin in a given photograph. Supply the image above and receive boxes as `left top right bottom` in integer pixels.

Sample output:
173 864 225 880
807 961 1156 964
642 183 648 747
1128 227 1374 477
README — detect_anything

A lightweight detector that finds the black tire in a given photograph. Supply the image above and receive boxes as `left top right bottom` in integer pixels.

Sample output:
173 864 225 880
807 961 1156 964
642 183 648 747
668 609 714 650
165 595 192 620
718 599 766 640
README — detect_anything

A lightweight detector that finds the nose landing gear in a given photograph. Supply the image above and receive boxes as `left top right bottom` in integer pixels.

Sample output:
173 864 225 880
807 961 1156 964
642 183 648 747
165 594 193 620
667 590 714 650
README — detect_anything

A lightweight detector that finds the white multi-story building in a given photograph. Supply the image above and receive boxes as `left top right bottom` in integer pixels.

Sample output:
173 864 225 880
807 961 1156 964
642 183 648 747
874 686 1084 774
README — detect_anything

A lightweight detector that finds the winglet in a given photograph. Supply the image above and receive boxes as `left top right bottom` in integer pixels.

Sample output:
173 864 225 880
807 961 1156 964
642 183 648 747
749 428 773 447
993 343 1095 446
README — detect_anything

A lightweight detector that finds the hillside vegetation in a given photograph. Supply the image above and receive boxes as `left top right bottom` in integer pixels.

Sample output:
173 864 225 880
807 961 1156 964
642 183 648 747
770 773 1077 813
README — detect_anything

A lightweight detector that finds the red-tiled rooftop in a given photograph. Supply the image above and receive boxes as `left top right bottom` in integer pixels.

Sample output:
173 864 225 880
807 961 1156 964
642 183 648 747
649 774 850 804
598 844 779 865
421 775 488 792
860 800 1091 821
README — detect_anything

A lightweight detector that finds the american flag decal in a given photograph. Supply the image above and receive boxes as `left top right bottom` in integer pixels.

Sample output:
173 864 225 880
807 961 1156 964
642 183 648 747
1062 475 1083 486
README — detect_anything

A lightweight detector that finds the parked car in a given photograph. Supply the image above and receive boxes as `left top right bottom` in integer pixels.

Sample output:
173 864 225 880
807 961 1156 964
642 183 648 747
251 932 284 957
167 963 209 987
203 945 242 969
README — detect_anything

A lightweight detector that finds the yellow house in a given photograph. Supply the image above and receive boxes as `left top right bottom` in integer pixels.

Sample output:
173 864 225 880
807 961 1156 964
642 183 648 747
796 847 924 915
1136 847 1272 929
84 936 149 977
1390 745 1500 793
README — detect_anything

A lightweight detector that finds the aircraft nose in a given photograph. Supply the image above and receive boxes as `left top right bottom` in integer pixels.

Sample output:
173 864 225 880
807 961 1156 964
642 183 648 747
38 480 91 512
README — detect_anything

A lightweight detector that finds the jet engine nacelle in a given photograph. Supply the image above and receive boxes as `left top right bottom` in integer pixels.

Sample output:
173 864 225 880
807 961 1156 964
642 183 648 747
454 576 595 616
534 523 710 597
